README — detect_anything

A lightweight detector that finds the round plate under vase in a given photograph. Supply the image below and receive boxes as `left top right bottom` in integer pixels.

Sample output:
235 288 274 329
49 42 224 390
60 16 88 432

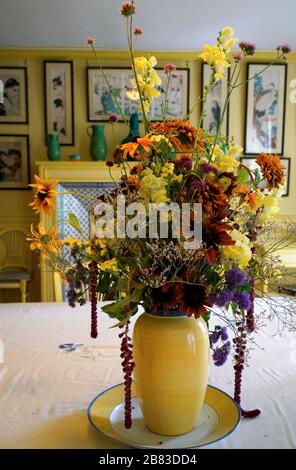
87 383 241 449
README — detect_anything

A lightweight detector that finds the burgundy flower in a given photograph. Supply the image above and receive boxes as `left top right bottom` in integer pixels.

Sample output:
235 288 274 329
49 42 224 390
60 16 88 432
238 41 256 56
187 176 204 192
233 53 243 63
109 113 119 123
120 2 136 17
106 161 114 168
163 63 177 74
86 35 95 46
133 26 144 36
200 162 218 174
174 156 192 173
276 44 291 54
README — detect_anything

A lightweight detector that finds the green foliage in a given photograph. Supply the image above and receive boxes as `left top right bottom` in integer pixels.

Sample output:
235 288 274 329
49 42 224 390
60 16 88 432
236 167 250 185
68 213 84 236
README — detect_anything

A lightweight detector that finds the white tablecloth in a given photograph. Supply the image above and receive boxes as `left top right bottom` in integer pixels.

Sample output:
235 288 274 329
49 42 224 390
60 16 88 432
0 300 295 449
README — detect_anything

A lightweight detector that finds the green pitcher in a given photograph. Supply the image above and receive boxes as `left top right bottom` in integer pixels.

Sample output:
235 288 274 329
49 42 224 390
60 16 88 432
46 134 61 161
87 124 108 161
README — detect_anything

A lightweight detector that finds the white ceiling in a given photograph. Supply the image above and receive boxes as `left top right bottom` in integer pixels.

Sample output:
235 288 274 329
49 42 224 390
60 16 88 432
0 0 295 51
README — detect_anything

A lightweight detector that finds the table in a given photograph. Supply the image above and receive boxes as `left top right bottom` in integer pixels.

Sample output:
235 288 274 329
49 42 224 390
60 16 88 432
0 301 295 449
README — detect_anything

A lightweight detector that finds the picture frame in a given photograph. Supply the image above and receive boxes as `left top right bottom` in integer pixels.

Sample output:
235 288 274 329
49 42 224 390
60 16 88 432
201 63 229 137
0 135 30 189
0 67 28 124
86 67 190 122
44 61 74 146
244 63 287 155
240 156 290 197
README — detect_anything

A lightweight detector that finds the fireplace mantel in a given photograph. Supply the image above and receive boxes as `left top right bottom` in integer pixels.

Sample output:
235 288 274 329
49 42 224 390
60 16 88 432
36 161 121 302
36 161 122 183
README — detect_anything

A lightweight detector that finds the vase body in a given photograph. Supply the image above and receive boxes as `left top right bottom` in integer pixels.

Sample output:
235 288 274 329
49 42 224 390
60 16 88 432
121 111 140 160
88 124 107 161
132 312 209 435
46 134 60 161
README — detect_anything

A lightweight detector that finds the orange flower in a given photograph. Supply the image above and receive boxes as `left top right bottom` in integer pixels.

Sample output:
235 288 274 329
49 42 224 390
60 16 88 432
29 175 59 215
128 174 140 189
149 119 201 152
26 223 60 259
255 153 285 190
121 142 139 159
236 185 261 212
137 137 154 152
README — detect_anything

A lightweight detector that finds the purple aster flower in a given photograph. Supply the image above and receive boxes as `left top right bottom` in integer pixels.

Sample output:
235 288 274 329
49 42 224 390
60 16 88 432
225 267 249 288
208 290 234 307
276 44 291 54
238 41 256 56
174 156 192 172
221 326 228 341
234 291 251 311
212 341 231 366
209 330 220 346
200 162 218 174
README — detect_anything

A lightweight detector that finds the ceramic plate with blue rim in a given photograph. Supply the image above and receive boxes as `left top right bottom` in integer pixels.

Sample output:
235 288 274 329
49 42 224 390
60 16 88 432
87 383 241 449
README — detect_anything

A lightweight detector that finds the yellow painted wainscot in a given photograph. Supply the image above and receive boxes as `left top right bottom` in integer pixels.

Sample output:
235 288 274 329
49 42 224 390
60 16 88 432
36 161 122 302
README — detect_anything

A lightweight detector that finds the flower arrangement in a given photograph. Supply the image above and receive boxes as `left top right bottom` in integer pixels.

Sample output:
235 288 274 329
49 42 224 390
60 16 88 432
28 1 296 428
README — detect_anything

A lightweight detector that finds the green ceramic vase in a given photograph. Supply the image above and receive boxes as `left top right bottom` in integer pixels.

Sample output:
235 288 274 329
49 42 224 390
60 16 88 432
46 134 61 161
88 124 108 161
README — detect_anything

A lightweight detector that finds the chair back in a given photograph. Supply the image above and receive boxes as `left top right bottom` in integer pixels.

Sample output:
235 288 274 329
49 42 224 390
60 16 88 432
0 229 31 273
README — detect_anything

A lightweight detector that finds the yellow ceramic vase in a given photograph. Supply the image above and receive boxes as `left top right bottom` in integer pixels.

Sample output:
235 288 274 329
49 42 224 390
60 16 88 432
132 312 210 436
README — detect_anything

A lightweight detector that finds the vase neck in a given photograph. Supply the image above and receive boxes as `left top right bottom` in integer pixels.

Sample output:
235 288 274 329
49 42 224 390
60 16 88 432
146 311 188 318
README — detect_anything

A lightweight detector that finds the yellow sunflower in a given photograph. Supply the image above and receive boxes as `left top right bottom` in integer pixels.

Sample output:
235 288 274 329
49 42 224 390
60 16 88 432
27 223 60 259
29 175 59 215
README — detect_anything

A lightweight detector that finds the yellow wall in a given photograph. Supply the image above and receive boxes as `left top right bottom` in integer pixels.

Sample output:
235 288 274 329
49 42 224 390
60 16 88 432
0 48 295 300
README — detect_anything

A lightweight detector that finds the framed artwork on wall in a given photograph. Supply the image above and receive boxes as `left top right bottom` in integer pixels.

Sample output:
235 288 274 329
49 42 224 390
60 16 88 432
0 135 30 189
86 67 189 122
44 61 74 146
0 67 28 124
240 156 290 197
201 63 229 137
244 63 287 155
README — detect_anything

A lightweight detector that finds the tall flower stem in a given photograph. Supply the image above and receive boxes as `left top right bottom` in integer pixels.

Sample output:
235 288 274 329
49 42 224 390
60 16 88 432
192 72 217 168
208 63 239 162
90 44 130 129
162 72 172 121
126 15 149 133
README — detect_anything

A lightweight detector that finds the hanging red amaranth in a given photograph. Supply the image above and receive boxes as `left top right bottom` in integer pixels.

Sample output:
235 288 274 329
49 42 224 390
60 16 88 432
233 315 261 418
119 319 135 429
89 261 98 338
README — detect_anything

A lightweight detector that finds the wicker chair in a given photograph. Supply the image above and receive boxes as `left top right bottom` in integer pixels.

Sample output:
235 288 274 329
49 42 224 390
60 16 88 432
0 229 31 303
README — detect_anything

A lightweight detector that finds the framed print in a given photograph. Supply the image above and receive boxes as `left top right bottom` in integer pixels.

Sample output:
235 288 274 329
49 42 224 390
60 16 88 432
0 67 28 123
244 63 287 155
87 67 189 122
201 64 229 136
0 135 30 189
44 61 74 145
240 156 290 197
